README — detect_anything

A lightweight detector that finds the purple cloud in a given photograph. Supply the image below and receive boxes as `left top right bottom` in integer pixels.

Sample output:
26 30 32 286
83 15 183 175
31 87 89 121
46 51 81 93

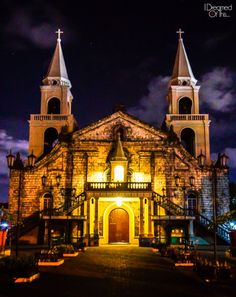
200 67 236 112
128 68 236 169
5 7 73 49
128 75 170 126
0 129 28 176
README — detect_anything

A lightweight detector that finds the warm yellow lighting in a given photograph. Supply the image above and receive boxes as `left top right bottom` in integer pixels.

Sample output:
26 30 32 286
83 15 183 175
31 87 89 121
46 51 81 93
89 172 105 182
114 165 124 182
116 197 123 207
133 172 144 182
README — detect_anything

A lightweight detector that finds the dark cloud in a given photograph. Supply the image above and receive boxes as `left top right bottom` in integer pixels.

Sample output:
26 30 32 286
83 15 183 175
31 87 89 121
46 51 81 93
128 76 169 126
0 130 28 187
200 67 236 112
3 3 74 49
128 68 236 170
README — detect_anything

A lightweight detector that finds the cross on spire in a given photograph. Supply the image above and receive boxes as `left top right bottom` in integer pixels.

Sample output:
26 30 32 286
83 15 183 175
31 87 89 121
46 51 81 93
55 29 63 41
176 28 184 40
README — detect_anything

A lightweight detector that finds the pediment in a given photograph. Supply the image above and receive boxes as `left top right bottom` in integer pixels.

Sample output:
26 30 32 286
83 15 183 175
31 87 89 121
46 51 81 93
73 111 167 142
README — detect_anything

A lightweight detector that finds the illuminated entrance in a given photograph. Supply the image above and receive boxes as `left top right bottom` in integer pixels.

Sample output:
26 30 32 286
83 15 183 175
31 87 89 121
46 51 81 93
109 208 129 243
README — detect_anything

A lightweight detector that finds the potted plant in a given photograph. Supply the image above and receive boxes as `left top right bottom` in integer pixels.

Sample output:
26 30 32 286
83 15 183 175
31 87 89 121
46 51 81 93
53 244 78 257
35 247 64 266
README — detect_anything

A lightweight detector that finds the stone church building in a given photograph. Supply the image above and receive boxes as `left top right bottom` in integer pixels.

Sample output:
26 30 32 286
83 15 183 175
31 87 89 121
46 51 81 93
8 30 230 246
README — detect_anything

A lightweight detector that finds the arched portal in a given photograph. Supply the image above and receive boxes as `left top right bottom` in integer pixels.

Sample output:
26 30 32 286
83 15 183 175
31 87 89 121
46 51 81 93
109 208 129 243
44 128 58 154
181 128 195 156
47 97 61 114
179 97 192 114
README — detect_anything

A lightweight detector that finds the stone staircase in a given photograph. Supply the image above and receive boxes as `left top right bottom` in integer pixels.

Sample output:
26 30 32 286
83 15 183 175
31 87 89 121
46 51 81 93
9 210 43 242
10 192 86 242
152 192 230 244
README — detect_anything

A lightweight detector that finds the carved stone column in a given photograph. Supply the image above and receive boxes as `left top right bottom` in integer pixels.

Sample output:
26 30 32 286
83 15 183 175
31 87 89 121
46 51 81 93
148 198 153 236
94 197 99 236
85 195 90 246
139 197 144 236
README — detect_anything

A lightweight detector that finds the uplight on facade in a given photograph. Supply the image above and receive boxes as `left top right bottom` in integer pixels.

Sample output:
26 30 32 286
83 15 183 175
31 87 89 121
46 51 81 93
116 197 123 207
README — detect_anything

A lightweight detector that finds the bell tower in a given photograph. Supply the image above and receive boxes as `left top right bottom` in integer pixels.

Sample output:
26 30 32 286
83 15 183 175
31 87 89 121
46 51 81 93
28 29 77 158
165 29 210 163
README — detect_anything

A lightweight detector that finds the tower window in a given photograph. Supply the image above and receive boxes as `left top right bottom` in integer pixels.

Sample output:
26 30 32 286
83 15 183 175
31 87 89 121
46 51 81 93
179 97 192 114
47 97 61 114
181 128 195 156
114 165 124 182
44 127 58 154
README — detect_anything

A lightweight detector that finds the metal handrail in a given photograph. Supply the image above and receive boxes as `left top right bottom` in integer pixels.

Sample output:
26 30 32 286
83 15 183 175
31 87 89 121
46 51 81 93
152 191 230 243
43 192 86 216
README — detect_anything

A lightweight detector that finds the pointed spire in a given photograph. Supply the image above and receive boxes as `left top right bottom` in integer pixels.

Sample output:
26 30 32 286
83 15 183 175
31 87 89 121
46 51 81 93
43 29 71 87
170 29 197 86
112 133 127 161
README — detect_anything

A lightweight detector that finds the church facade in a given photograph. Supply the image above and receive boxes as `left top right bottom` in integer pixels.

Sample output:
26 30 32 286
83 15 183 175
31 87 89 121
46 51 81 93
8 30 230 246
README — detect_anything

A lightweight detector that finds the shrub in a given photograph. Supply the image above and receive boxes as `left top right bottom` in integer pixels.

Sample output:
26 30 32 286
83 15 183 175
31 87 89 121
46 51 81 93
53 244 75 254
0 256 38 278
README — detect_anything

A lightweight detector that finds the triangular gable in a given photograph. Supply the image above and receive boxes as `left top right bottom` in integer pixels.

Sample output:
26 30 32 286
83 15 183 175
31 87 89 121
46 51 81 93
73 111 167 141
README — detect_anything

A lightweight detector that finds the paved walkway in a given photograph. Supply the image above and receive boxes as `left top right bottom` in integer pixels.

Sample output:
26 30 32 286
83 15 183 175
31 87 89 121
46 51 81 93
0 246 235 297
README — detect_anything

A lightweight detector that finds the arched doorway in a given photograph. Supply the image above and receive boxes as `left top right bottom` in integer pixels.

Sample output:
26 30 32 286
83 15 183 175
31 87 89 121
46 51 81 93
187 193 197 216
109 208 129 243
41 193 53 215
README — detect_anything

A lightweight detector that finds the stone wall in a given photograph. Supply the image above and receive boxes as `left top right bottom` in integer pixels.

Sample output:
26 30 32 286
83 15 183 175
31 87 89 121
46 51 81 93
8 113 230 227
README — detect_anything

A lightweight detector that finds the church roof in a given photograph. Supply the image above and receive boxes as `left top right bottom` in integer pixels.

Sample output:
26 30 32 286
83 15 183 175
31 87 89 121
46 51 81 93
171 30 197 86
43 30 70 86
74 110 168 141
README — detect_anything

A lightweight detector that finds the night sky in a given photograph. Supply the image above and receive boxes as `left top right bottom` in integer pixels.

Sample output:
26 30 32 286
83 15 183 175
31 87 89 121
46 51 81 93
1 0 236 202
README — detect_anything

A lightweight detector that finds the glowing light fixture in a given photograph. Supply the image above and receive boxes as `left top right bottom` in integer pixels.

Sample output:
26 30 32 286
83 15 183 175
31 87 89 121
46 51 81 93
0 222 8 229
116 197 123 207
114 165 124 182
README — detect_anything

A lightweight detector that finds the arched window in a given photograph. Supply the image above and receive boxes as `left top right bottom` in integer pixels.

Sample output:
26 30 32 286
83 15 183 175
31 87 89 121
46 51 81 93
47 97 61 114
187 193 197 215
179 97 192 114
114 165 124 182
112 125 126 141
181 128 195 156
43 193 52 210
44 128 58 154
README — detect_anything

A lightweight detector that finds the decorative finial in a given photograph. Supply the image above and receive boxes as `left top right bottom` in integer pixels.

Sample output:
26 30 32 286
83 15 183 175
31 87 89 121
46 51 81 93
55 28 64 42
176 28 184 40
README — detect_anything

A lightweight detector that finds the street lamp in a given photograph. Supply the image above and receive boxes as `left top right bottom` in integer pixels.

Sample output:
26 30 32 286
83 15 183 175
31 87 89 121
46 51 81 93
174 174 195 251
6 151 36 258
197 151 229 279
